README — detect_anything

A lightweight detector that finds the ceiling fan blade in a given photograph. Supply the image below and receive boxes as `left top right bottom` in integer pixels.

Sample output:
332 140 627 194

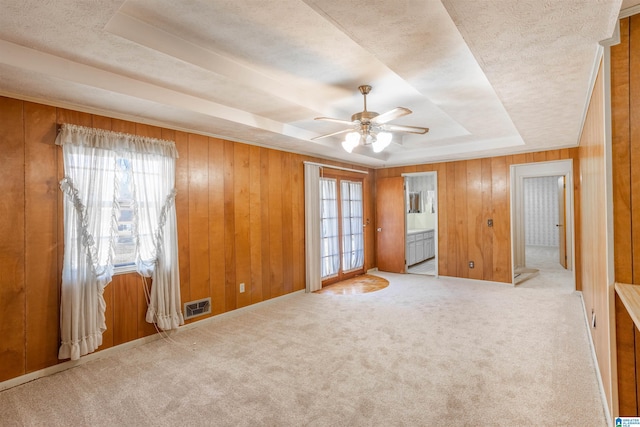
311 128 354 141
381 124 429 134
370 107 412 125
314 116 356 126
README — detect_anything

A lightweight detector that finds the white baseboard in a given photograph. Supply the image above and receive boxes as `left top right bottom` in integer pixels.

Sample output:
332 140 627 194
577 291 612 427
0 289 305 392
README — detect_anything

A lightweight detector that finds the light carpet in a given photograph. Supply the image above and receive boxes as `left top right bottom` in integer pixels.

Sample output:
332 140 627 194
0 261 605 426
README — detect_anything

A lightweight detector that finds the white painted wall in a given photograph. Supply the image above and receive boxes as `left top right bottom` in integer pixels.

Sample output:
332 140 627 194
523 176 560 246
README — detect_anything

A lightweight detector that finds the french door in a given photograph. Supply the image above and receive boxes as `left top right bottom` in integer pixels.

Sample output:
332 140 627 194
320 176 365 285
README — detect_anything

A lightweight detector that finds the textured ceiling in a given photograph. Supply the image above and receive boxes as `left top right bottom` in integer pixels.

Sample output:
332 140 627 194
0 0 624 167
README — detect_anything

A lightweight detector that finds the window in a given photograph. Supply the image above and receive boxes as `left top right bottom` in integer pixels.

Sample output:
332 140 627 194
320 178 339 278
341 180 364 271
56 123 183 361
114 157 136 270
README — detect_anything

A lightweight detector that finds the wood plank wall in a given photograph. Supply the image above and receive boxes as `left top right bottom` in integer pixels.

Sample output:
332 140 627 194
612 15 640 417
577 59 612 416
375 149 580 285
0 96 375 383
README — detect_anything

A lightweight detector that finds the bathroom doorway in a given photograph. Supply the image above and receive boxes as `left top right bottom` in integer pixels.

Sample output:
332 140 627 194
403 172 438 276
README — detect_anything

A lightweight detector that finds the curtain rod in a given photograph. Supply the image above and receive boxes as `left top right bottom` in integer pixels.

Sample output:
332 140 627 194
303 161 368 175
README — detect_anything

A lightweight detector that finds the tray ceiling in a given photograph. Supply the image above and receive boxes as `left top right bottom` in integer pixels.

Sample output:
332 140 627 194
0 0 625 167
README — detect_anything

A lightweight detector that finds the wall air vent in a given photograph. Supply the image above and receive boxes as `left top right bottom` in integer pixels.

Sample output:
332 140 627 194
184 297 211 320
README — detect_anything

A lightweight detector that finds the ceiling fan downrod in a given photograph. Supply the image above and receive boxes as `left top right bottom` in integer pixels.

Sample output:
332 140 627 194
353 85 377 123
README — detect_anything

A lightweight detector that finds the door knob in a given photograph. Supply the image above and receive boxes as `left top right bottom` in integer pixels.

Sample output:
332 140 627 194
377 228 382 232
555 224 564 227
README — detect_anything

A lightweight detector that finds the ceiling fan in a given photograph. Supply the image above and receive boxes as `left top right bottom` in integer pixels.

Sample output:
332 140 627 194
313 85 429 153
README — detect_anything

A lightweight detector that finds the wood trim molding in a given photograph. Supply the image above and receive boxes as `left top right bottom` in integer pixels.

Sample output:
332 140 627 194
620 5 640 19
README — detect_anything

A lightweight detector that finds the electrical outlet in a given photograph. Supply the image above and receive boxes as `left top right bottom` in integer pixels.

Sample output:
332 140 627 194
469 261 474 269
239 283 245 293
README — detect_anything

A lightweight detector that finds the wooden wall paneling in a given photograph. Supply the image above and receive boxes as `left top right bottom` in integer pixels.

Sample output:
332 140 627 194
445 162 457 276
281 153 294 294
91 115 112 131
578 60 611 409
268 150 284 298
571 150 583 291
481 158 494 280
616 295 638 416
135 123 162 139
24 102 60 372
491 156 511 283
290 155 304 291
167 129 191 309
0 97 26 381
466 159 483 280
187 134 210 304
533 151 547 163
111 119 136 134
112 274 139 345
546 150 561 161
376 168 389 180
249 146 264 302
57 109 93 127
454 162 469 277
636 325 640 414
631 15 640 284
612 17 633 284
260 149 271 300
234 143 251 309
436 163 448 274
23 102 62 372
208 137 225 315
510 153 528 166
224 140 237 311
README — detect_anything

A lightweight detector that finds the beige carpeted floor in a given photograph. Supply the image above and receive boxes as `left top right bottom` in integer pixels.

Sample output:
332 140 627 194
0 248 606 426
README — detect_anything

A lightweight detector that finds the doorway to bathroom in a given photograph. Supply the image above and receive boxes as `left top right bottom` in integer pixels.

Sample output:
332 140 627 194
404 172 438 276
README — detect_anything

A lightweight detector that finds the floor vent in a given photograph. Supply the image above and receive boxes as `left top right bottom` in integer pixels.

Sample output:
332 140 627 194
184 297 211 320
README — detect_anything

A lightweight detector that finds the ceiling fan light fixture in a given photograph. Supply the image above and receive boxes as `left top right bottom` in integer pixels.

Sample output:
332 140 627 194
346 131 360 145
372 132 392 153
342 131 360 153
341 140 354 153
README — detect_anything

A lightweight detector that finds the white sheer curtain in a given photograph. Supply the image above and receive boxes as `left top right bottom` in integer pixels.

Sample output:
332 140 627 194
320 178 340 278
56 124 183 360
304 163 321 292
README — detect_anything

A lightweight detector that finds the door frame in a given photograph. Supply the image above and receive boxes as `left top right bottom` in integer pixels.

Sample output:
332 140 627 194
402 171 438 277
509 159 575 287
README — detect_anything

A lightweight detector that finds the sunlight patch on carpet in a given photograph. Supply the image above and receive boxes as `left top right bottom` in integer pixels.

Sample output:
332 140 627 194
314 274 389 295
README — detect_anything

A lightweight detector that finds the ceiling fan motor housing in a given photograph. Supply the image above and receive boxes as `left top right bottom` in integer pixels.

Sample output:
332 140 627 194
351 110 378 124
